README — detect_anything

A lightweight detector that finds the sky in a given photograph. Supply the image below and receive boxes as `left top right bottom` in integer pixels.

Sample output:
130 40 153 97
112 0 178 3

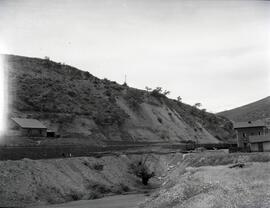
0 0 269 113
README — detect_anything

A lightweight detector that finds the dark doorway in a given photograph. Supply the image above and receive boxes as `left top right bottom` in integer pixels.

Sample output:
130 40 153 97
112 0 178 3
47 131 55 137
243 143 247 149
258 143 264 152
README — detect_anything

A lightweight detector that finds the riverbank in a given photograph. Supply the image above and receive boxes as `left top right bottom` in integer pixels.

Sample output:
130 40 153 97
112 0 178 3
2 151 270 207
0 153 179 207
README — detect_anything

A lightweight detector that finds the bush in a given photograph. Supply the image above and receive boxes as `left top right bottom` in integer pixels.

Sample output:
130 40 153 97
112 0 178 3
150 87 164 98
94 106 129 126
68 91 76 97
92 163 104 171
120 184 130 192
69 193 81 201
150 87 171 98
91 183 111 194
124 89 144 111
104 90 112 97
115 183 130 194
130 159 155 185
83 71 92 79
82 161 91 168
87 183 112 199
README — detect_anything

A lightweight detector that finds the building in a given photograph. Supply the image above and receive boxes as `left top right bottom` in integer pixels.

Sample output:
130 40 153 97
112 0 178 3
234 118 270 152
10 117 47 137
249 135 270 152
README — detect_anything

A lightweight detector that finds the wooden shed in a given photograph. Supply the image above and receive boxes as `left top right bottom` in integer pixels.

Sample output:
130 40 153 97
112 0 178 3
11 118 47 137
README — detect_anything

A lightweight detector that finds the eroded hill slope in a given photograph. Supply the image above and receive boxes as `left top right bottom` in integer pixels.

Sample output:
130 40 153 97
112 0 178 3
4 54 234 144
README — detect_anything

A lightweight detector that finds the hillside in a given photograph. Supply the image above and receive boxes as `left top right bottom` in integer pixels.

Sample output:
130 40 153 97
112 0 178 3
218 96 270 122
3 54 234 144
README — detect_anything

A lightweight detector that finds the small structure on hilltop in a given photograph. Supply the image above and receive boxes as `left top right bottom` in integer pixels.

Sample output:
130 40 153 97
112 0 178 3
10 117 47 137
234 118 270 152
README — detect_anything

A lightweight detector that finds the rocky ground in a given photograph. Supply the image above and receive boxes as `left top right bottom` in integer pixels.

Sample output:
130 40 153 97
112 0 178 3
141 152 270 208
39 160 270 208
1 151 270 207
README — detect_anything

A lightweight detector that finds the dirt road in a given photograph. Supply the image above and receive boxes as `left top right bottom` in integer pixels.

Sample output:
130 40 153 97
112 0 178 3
37 194 147 208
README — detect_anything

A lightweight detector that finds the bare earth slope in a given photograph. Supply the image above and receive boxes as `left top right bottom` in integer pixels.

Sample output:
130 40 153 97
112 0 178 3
141 153 270 208
4 54 233 144
0 153 181 206
2 152 270 207
218 96 270 122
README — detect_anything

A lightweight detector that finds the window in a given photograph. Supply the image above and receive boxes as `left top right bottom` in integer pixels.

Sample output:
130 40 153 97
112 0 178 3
258 132 261 135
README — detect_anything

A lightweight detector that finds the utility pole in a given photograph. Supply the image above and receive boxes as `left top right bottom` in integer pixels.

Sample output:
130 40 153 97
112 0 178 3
123 74 127 86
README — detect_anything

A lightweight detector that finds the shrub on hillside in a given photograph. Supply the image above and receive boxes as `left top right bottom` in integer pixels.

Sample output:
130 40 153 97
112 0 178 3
129 158 155 185
114 183 130 194
124 89 144 111
92 163 104 171
104 90 112 97
86 183 112 199
150 87 164 98
83 71 92 79
94 106 129 126
67 90 76 97
157 117 163 124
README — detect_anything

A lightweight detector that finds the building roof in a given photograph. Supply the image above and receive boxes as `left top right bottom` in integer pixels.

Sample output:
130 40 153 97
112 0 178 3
11 118 47 129
233 120 266 129
249 135 270 143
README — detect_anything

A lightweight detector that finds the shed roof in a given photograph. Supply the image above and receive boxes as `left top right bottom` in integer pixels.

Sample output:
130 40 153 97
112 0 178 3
11 118 47 129
233 120 266 129
249 135 270 143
